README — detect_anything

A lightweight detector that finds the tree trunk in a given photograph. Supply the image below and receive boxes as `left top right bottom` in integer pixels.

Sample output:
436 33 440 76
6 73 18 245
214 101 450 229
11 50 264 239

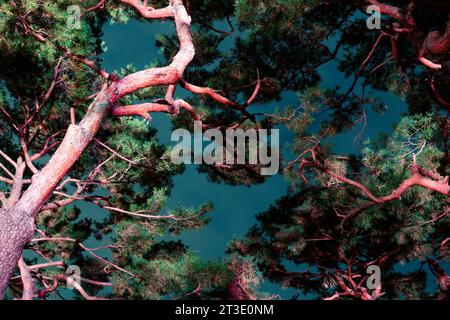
0 0 194 299
0 85 111 298
0 209 35 298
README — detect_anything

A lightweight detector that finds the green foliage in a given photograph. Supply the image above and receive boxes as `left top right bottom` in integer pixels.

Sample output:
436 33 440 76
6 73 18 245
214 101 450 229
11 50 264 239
230 111 449 299
112 248 231 299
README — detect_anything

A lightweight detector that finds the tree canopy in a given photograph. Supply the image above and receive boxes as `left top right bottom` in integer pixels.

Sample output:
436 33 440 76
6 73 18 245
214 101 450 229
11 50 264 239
0 0 448 300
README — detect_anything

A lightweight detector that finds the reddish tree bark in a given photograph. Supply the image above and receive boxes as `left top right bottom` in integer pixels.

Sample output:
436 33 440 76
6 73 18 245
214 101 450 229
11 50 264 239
366 0 450 69
0 0 261 298
0 0 195 298
290 144 450 224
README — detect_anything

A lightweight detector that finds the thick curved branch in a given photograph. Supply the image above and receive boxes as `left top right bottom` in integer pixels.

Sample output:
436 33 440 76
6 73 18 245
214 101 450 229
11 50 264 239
113 0 194 100
311 159 448 201
422 14 450 55
365 1 449 69
111 102 175 120
312 161 448 203
120 0 171 19
13 1 193 215
111 99 200 121
292 146 449 218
